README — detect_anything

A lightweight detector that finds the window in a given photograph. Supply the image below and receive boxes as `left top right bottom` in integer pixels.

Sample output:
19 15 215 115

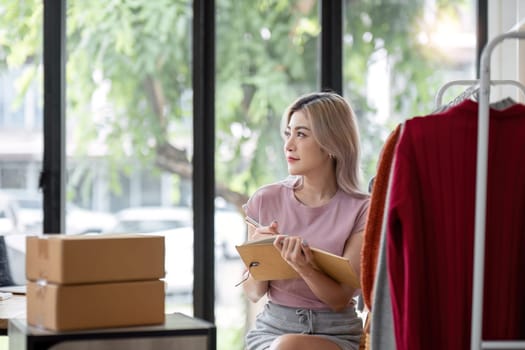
344 0 477 182
65 0 195 316
0 1 481 349
216 0 319 346
0 0 44 238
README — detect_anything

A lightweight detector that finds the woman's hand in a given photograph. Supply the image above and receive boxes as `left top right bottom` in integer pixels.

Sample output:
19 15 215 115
274 235 316 273
249 220 279 241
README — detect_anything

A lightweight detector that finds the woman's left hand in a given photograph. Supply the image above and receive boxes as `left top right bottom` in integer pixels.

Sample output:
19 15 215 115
274 235 316 272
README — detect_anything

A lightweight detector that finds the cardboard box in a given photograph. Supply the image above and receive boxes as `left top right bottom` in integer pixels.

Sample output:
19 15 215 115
26 234 164 284
27 280 165 331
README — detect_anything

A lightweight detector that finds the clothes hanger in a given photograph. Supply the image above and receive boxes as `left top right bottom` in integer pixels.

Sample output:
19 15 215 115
434 79 525 111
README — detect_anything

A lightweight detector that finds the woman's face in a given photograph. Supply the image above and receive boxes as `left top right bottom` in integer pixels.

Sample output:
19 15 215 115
283 110 330 176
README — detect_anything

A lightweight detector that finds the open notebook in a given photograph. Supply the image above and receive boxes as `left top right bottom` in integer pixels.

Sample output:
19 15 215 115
236 236 360 289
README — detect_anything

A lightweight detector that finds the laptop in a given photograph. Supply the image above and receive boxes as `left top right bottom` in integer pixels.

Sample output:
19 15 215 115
0 234 26 294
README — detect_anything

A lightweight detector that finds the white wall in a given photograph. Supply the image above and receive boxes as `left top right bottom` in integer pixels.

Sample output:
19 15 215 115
488 0 525 103
519 1 525 102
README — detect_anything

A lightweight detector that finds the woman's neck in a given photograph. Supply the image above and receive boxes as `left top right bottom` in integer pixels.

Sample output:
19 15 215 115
294 176 338 208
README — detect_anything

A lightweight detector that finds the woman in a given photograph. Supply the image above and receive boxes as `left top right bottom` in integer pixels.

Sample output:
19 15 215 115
242 91 370 350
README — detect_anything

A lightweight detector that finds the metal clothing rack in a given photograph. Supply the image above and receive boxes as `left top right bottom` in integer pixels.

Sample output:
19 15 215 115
471 25 525 350
434 79 525 109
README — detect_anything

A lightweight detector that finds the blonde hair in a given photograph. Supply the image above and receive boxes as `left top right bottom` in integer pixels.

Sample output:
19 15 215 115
281 91 367 198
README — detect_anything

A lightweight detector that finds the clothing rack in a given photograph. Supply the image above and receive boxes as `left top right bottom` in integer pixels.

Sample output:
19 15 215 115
434 79 525 109
471 25 525 350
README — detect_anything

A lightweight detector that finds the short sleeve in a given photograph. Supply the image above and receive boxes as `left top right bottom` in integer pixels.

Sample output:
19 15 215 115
242 189 264 223
352 198 370 234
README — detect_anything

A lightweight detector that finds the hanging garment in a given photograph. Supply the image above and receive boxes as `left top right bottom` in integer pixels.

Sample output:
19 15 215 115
387 99 525 349
369 178 397 350
360 123 402 350
361 123 402 311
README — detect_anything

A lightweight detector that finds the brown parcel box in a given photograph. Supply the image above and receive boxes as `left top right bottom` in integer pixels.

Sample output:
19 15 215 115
27 280 165 331
26 234 164 284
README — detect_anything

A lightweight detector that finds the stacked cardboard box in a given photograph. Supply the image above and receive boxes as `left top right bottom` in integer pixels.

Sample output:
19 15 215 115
26 234 165 331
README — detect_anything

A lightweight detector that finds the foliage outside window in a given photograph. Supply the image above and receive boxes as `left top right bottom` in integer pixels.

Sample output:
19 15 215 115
0 1 475 349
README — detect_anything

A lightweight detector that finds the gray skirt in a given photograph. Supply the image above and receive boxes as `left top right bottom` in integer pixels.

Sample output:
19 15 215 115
245 302 363 350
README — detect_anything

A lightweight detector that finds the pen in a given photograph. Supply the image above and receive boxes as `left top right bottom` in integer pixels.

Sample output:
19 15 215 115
244 216 260 228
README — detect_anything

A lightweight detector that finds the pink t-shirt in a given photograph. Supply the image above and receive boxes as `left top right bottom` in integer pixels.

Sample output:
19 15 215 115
244 176 370 309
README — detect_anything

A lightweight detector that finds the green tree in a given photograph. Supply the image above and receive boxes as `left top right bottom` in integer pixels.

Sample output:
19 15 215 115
0 0 472 210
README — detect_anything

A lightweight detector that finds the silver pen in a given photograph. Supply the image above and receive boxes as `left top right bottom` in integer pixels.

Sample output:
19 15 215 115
244 216 261 228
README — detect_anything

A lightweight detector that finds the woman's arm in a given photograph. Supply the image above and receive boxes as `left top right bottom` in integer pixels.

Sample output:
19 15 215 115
276 230 363 312
242 270 269 303
241 221 279 303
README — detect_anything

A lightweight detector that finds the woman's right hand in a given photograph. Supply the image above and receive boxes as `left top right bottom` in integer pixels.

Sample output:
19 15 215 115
249 220 279 241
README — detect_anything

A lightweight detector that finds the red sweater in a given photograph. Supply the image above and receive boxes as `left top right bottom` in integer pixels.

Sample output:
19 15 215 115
387 99 525 349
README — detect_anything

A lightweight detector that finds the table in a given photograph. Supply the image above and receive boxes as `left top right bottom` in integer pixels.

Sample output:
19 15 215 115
9 313 216 350
0 294 25 335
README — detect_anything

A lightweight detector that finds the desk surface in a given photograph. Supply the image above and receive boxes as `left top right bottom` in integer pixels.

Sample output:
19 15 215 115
0 294 26 332
11 312 214 336
9 313 216 350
